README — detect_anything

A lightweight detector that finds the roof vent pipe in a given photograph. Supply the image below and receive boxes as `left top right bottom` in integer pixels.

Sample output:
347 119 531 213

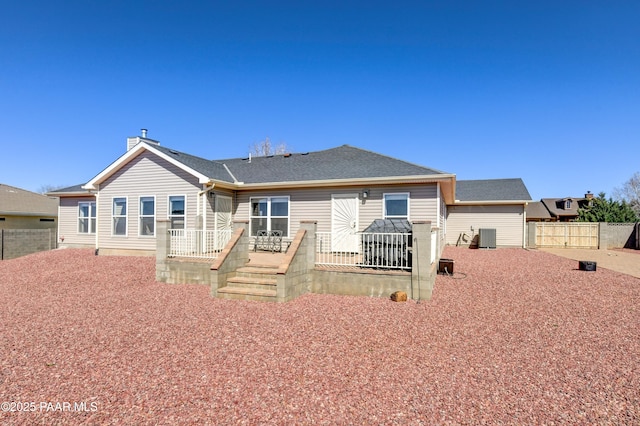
141 128 148 138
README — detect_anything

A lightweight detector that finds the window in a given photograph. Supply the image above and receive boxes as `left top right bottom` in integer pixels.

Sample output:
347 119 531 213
565 200 572 209
384 193 409 220
250 196 289 236
78 201 96 234
169 195 185 229
112 197 127 236
139 196 155 236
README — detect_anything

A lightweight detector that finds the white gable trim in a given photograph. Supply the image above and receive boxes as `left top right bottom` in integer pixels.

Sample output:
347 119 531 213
83 142 210 190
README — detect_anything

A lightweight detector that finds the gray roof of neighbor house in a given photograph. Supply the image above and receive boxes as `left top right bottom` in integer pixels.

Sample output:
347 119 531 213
455 178 532 202
0 184 58 216
541 197 585 217
525 201 553 220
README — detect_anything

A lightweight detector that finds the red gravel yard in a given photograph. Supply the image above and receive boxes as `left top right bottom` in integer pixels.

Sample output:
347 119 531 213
1 247 639 424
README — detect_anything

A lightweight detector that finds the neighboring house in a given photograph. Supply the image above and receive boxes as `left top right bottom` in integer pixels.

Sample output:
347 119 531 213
525 201 553 222
445 179 532 247
528 192 594 222
50 131 531 255
0 183 58 230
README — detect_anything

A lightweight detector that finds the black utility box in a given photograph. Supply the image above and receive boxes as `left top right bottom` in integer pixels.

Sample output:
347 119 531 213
438 258 455 275
578 260 597 271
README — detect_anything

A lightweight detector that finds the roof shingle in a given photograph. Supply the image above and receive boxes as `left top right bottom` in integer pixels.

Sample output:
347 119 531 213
0 184 58 216
456 178 532 202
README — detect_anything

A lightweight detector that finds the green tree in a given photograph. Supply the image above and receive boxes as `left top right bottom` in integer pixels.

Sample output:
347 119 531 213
576 192 639 223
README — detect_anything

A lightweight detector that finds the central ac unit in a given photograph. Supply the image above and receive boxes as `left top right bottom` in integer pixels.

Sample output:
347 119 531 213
478 228 496 249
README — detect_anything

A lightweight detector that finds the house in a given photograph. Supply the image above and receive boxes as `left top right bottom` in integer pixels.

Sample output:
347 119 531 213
0 183 58 259
524 201 553 222
49 131 532 301
445 179 532 247
50 131 460 255
0 184 58 230
526 192 594 222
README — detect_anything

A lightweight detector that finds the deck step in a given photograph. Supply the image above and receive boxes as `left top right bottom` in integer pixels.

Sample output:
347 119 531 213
237 265 280 274
217 286 277 301
226 276 277 288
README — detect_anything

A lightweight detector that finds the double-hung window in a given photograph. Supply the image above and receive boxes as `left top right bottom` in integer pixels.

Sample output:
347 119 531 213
168 195 185 229
139 196 155 236
112 197 127 236
250 196 289 236
78 201 96 234
384 193 409 220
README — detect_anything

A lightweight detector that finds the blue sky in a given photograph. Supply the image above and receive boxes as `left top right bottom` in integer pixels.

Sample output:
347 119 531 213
1 1 638 200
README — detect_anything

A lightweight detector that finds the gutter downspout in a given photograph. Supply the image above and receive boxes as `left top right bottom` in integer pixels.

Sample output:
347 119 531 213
94 188 99 253
523 202 528 248
436 182 441 228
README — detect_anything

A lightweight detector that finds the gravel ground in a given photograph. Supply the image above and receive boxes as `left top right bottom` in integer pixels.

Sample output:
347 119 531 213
1 247 639 425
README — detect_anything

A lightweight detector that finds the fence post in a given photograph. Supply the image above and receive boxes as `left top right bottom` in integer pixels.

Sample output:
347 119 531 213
527 223 537 248
156 220 170 261
156 220 170 282
411 221 434 301
300 220 317 268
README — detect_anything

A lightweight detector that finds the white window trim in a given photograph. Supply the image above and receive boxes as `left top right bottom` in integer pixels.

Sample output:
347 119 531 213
78 201 96 234
383 192 410 220
139 195 156 237
112 196 128 237
168 194 187 230
249 196 290 237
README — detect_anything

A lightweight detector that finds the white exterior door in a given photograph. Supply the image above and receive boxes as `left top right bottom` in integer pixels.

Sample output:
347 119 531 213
214 195 233 250
331 194 359 252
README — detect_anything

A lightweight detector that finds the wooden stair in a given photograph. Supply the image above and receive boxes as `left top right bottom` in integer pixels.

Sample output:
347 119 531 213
216 262 280 302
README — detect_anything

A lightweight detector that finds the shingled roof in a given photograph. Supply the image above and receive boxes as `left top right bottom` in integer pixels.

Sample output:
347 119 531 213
218 145 448 184
0 184 58 216
153 145 236 183
455 178 532 202
525 201 553 220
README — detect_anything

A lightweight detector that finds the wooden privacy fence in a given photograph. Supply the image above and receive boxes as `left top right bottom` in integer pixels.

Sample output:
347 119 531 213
535 222 599 248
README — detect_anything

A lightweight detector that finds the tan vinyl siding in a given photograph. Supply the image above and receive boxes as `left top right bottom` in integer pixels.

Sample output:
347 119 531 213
446 205 524 247
0 215 57 230
97 151 201 251
235 183 439 234
58 196 96 247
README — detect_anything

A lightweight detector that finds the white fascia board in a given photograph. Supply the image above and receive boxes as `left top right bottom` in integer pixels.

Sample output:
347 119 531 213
452 200 531 206
46 191 94 197
235 174 456 190
83 143 210 189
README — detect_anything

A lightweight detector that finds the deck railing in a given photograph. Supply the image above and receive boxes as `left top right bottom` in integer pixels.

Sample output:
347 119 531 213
316 232 412 270
168 229 233 259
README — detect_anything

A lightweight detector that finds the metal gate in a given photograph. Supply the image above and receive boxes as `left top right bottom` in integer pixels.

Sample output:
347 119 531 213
536 223 599 248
